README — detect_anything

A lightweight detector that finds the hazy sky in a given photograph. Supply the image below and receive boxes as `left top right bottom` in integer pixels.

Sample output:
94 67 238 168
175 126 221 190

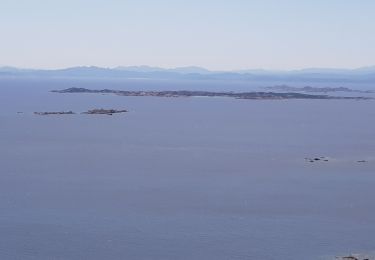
1 0 375 70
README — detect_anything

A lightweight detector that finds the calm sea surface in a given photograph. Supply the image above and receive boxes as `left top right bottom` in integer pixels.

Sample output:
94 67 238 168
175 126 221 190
1 78 375 259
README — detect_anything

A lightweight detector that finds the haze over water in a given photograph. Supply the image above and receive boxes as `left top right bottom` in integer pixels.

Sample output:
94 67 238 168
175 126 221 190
0 78 374 259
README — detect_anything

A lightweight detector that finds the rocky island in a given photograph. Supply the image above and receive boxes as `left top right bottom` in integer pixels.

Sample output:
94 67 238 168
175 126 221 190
34 111 75 116
264 85 373 93
82 108 128 115
34 109 127 116
52 87 370 100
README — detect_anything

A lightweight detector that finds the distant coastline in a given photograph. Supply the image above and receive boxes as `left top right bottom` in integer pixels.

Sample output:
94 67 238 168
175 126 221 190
2 66 375 85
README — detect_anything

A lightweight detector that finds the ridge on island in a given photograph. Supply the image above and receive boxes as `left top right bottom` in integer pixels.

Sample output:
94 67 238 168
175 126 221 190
52 87 371 100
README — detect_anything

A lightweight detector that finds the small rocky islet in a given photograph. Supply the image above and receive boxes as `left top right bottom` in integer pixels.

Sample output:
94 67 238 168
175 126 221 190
34 111 75 116
305 156 369 164
82 108 128 115
335 254 372 260
33 109 127 116
305 156 330 163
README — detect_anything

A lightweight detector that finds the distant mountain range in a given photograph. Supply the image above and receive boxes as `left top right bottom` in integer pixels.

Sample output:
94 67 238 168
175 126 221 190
115 65 212 74
1 65 375 83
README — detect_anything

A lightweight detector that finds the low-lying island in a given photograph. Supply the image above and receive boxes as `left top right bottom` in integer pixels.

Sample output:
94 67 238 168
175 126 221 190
52 87 371 100
34 109 128 116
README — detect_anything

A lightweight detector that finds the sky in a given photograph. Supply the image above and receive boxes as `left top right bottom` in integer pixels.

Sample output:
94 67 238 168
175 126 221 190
1 0 375 70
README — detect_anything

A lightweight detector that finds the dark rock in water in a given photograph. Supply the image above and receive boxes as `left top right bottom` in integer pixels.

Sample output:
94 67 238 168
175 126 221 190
305 156 330 163
357 160 367 163
336 253 374 260
340 256 359 260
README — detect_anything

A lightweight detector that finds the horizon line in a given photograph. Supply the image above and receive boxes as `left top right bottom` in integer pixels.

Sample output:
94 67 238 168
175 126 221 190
2 64 375 73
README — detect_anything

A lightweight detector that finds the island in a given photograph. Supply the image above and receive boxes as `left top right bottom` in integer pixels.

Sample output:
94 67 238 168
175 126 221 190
34 111 75 116
52 87 371 100
82 109 128 115
33 109 127 116
264 85 373 93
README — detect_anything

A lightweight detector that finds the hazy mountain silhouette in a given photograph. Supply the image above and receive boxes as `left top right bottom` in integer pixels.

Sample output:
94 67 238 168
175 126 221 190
1 65 375 84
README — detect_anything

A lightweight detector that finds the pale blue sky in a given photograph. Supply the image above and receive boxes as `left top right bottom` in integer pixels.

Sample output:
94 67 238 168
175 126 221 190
1 0 375 70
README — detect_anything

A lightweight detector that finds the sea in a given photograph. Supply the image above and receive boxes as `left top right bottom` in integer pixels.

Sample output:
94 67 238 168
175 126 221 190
1 77 375 260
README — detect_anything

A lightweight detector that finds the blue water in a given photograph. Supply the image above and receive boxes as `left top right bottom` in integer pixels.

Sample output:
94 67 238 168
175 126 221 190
1 78 375 259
